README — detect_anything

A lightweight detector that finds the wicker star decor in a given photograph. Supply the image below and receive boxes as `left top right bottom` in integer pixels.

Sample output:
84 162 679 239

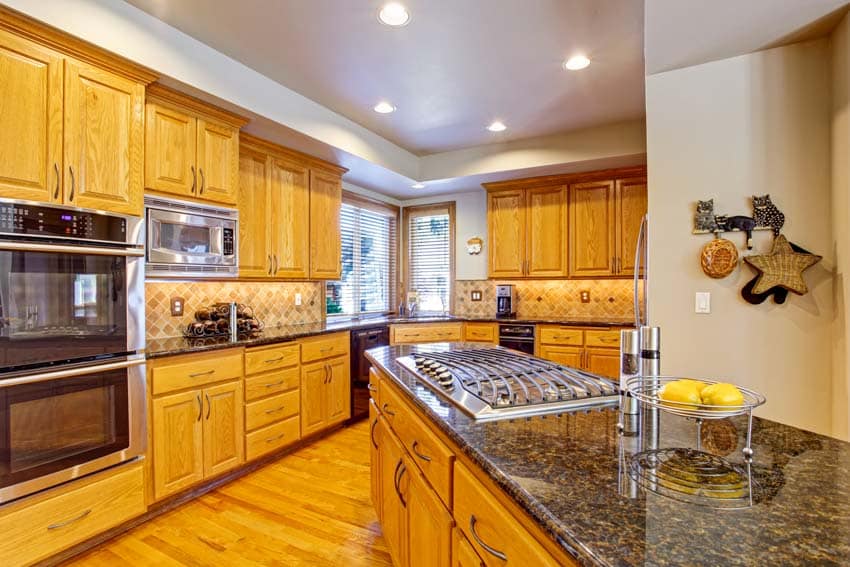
744 234 822 295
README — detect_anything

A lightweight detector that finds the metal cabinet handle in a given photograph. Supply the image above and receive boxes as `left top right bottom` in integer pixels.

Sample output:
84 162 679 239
196 395 202 421
320 346 334 352
264 356 284 364
265 380 284 388
469 515 507 561
268 255 273 275
205 393 211 420
190 165 196 193
199 168 205 193
273 255 278 274
394 461 407 507
393 459 403 503
190 370 215 378
412 440 432 462
370 418 379 449
47 509 91 530
68 165 75 201
53 163 60 199
382 403 395 416
598 337 618 343
367 384 378 393
326 363 333 383
265 433 286 443
264 406 285 414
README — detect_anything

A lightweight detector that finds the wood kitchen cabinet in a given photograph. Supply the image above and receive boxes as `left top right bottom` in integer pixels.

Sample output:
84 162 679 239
536 326 624 379
390 322 464 345
487 189 526 277
309 169 343 279
453 528 485 567
145 85 246 206
0 17 155 215
299 332 351 437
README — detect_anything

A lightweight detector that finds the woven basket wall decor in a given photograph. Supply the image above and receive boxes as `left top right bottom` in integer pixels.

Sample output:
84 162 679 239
700 238 739 279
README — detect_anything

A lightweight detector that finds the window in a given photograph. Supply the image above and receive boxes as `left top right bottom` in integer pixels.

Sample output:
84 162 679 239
326 193 398 316
404 203 455 314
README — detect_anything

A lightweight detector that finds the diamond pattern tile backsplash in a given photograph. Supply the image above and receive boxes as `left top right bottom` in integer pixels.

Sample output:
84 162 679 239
146 281 324 339
454 279 638 319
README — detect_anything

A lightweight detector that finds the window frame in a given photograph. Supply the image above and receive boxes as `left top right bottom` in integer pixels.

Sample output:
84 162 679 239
326 191 400 319
402 201 456 314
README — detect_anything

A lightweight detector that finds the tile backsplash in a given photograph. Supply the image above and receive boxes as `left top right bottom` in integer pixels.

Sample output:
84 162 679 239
454 279 638 319
146 281 324 339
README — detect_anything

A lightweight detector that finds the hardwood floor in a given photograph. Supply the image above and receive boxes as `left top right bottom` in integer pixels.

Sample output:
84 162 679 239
66 422 391 566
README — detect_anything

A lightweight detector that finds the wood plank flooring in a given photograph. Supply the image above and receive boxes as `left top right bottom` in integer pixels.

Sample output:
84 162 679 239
66 422 391 566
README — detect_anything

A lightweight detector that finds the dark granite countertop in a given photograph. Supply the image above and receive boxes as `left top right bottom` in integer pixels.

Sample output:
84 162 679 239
146 315 634 358
365 343 850 566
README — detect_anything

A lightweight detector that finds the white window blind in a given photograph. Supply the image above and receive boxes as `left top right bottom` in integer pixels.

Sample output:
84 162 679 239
326 198 397 316
406 206 452 313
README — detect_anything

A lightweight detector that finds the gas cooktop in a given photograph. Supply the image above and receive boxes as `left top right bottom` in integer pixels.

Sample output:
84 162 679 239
396 347 618 420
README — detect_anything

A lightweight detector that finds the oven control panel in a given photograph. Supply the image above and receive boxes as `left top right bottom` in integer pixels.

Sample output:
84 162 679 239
223 228 234 256
0 202 127 243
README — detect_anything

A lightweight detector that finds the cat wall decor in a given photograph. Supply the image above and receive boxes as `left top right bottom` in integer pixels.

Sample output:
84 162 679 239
694 199 718 232
752 194 785 236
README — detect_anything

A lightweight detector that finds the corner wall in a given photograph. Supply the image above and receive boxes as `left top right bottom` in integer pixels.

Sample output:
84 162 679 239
646 39 835 436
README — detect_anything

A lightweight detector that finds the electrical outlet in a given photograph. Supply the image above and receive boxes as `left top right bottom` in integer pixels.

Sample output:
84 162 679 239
170 296 184 317
695 292 711 314
295 293 302 306
470 290 482 301
580 290 591 303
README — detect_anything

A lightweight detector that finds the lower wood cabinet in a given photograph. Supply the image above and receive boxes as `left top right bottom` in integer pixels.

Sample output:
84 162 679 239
301 354 350 437
390 322 464 345
406 456 454 567
453 527 485 567
536 325 624 379
462 322 498 344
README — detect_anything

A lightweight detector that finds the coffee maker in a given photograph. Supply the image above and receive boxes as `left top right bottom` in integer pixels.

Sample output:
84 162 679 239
496 284 516 318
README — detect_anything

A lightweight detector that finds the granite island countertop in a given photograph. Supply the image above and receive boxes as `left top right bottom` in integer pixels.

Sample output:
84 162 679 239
365 343 850 566
145 315 635 359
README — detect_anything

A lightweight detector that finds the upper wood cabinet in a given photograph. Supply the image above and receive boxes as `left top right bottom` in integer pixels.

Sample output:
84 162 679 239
0 15 155 215
487 189 526 277
616 177 648 275
145 84 247 206
238 134 346 280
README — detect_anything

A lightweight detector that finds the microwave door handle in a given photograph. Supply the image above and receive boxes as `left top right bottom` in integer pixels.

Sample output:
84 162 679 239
209 226 224 258
149 218 162 251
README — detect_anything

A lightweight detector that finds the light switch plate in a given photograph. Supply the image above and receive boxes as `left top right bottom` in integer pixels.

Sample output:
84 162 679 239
295 293 302 306
695 292 711 314
170 296 184 317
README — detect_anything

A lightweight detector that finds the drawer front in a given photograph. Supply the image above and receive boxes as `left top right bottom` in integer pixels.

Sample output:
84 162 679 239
245 367 300 401
245 390 300 431
301 332 350 363
454 462 561 567
538 326 584 346
391 323 463 345
584 329 622 348
245 415 300 461
381 381 454 509
152 349 243 395
463 323 497 343
245 343 300 375
0 463 145 566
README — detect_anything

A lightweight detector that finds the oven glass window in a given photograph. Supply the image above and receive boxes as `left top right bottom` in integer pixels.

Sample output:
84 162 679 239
0 369 129 489
0 250 128 373
160 223 212 254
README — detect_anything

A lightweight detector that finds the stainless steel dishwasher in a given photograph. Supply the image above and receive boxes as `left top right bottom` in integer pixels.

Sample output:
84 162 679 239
350 326 389 422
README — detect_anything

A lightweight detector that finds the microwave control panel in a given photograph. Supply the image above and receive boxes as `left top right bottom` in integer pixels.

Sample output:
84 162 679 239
0 202 127 243
223 228 234 256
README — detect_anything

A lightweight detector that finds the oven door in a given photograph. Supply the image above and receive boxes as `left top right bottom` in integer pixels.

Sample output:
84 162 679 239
0 356 145 503
0 241 143 374
147 208 234 267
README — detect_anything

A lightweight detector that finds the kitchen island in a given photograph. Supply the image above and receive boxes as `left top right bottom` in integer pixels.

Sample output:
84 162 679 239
366 343 850 566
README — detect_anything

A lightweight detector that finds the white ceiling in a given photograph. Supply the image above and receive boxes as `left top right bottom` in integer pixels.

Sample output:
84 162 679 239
125 0 646 156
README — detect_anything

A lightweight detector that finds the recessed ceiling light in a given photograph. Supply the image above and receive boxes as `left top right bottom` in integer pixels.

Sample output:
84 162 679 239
378 3 410 26
564 54 591 71
412 183 426 189
373 101 396 114
486 121 507 132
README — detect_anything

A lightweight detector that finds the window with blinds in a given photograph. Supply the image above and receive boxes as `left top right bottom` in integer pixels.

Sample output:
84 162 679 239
405 203 455 314
326 195 398 316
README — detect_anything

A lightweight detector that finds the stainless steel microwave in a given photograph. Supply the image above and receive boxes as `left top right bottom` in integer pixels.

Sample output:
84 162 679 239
144 196 238 278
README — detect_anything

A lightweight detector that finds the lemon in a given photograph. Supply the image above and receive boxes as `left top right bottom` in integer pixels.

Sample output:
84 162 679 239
677 379 708 394
700 383 744 408
658 380 701 408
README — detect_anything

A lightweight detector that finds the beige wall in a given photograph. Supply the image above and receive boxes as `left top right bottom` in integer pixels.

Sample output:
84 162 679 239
832 13 850 441
646 39 836 436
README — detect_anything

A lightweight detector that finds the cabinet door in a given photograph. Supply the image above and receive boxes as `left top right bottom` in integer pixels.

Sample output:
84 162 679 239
196 118 238 205
453 528 484 567
152 390 204 500
616 177 648 276
270 157 310 278
0 30 63 203
144 102 197 197
526 186 567 277
379 419 408 567
487 189 525 278
326 357 351 425
586 348 620 379
407 457 453 567
238 150 273 277
538 345 584 369
309 170 342 279
300 360 328 437
202 381 244 478
568 180 615 277
63 60 144 215
369 400 382 520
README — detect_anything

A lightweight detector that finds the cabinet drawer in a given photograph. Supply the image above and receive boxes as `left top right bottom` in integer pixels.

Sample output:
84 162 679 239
245 390 300 431
381 381 454 509
584 329 621 348
463 322 497 343
454 462 562 567
245 343 300 375
245 415 300 461
151 349 243 395
245 366 300 401
390 323 463 345
0 463 145 566
538 326 584 346
301 332 349 363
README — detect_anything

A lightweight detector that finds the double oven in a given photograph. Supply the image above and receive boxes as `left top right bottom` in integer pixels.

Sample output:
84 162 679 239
0 199 145 503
